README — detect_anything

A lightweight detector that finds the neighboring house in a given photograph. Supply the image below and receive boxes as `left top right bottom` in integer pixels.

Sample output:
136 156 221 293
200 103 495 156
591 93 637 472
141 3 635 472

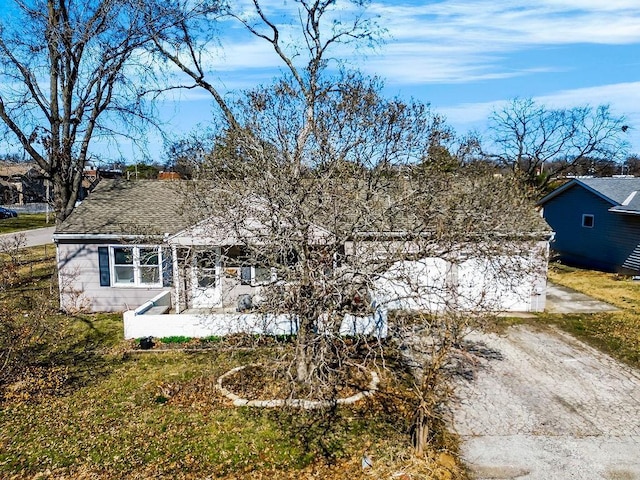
54 179 551 339
538 177 640 274
81 167 124 200
0 161 47 204
0 179 20 204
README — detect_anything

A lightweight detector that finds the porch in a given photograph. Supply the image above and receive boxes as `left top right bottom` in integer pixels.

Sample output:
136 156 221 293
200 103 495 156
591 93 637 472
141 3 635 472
123 291 388 339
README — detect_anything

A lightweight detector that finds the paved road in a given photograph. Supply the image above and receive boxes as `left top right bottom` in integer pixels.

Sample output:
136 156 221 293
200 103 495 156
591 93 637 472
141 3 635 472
454 325 640 479
0 226 55 248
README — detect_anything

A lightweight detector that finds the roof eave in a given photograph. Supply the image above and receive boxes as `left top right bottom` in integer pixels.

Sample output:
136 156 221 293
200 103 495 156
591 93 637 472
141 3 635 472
53 232 166 242
538 179 618 207
609 207 640 216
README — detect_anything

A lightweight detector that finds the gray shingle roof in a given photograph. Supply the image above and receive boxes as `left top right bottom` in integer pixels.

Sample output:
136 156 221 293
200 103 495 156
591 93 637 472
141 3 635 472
539 177 640 214
578 177 640 207
59 177 551 239
55 179 195 236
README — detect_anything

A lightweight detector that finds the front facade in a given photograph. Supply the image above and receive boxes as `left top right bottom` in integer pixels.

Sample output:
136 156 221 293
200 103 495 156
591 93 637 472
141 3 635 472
539 177 640 274
55 179 550 338
54 180 309 315
56 240 173 312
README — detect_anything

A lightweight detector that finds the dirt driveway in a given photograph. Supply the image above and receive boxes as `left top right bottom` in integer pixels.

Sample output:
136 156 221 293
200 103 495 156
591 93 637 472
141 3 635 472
454 325 640 479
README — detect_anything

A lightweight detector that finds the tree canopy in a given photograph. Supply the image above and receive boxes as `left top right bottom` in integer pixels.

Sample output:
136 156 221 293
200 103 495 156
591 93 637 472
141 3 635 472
488 97 629 189
0 0 157 222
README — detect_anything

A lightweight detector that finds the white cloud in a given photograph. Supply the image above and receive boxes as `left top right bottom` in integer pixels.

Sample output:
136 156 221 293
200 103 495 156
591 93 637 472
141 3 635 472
155 1 640 87
358 1 640 83
373 1 640 45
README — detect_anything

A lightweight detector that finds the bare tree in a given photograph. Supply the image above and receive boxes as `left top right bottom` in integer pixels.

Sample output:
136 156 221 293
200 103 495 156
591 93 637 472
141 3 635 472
0 236 60 398
488 98 629 189
623 154 640 176
181 75 547 457
0 0 157 223
149 0 548 456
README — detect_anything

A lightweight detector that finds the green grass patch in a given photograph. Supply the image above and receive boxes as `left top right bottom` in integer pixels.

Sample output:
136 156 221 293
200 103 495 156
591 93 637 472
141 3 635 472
158 335 191 344
0 213 53 234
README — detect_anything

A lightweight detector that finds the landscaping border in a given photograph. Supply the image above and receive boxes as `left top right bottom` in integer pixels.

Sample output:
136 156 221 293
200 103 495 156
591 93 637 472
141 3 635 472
216 363 380 409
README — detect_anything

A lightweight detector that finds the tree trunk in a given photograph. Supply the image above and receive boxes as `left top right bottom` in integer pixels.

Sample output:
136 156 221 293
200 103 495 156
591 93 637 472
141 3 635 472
295 315 315 383
412 404 429 457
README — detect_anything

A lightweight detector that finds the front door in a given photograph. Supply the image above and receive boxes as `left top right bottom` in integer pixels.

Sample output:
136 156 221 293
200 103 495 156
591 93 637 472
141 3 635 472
190 249 222 308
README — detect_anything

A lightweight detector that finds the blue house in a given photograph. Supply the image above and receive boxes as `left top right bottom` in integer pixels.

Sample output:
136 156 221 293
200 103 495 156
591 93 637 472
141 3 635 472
538 177 640 274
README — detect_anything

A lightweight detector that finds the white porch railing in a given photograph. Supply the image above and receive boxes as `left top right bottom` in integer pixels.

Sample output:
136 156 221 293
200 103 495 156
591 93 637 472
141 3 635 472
123 291 388 339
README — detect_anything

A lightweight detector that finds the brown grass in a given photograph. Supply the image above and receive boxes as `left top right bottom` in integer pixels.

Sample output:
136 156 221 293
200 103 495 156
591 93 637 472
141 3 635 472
0 246 465 479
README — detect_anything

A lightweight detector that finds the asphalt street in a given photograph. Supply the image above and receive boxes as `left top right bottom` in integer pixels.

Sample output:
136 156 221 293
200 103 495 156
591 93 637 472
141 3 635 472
0 226 55 248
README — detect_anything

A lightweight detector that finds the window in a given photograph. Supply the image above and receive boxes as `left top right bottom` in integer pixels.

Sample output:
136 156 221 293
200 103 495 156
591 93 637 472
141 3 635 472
254 267 272 284
111 246 162 287
240 266 274 286
582 214 594 228
139 248 160 284
113 247 134 284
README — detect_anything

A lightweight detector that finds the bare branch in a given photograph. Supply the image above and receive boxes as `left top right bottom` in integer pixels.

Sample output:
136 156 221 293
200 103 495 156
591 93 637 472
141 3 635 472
488 98 629 189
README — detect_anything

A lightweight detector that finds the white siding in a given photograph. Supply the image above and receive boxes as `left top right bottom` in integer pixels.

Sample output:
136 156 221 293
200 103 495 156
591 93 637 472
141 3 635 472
372 241 548 313
373 258 451 311
57 242 171 313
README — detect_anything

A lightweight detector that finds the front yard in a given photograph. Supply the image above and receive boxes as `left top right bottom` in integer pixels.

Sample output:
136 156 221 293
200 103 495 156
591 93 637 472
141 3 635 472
0 247 460 480
2 248 640 479
0 313 460 479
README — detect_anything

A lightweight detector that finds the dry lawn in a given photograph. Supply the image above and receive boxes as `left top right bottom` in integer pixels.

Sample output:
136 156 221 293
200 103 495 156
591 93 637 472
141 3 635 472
0 246 463 480
0 334 462 479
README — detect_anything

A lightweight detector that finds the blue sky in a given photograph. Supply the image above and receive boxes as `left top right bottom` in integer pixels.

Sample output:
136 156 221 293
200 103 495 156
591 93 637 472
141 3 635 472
2 0 640 163
149 0 640 164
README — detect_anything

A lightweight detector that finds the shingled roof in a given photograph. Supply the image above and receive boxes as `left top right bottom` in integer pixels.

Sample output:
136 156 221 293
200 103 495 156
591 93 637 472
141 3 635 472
59 176 551 240
539 177 640 215
55 179 196 236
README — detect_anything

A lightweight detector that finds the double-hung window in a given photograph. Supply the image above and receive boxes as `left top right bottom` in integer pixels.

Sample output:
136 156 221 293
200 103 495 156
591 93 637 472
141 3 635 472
111 246 162 287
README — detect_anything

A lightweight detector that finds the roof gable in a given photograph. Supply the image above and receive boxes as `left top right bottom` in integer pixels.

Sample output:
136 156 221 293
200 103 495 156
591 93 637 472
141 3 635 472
539 177 640 213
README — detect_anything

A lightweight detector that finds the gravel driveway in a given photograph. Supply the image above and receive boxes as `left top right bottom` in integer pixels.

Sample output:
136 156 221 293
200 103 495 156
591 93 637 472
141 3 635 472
454 325 640 479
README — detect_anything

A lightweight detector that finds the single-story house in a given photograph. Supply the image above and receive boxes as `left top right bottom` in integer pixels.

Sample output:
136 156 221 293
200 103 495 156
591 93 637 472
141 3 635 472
538 177 640 274
54 179 551 339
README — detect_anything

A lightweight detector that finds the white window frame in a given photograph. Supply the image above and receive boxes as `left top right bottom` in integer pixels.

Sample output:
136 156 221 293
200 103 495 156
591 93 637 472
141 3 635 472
582 214 594 228
240 265 276 286
110 245 163 287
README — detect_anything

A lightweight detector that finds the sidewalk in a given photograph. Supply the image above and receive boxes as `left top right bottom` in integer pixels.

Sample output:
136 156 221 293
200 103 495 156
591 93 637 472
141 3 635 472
545 282 619 313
